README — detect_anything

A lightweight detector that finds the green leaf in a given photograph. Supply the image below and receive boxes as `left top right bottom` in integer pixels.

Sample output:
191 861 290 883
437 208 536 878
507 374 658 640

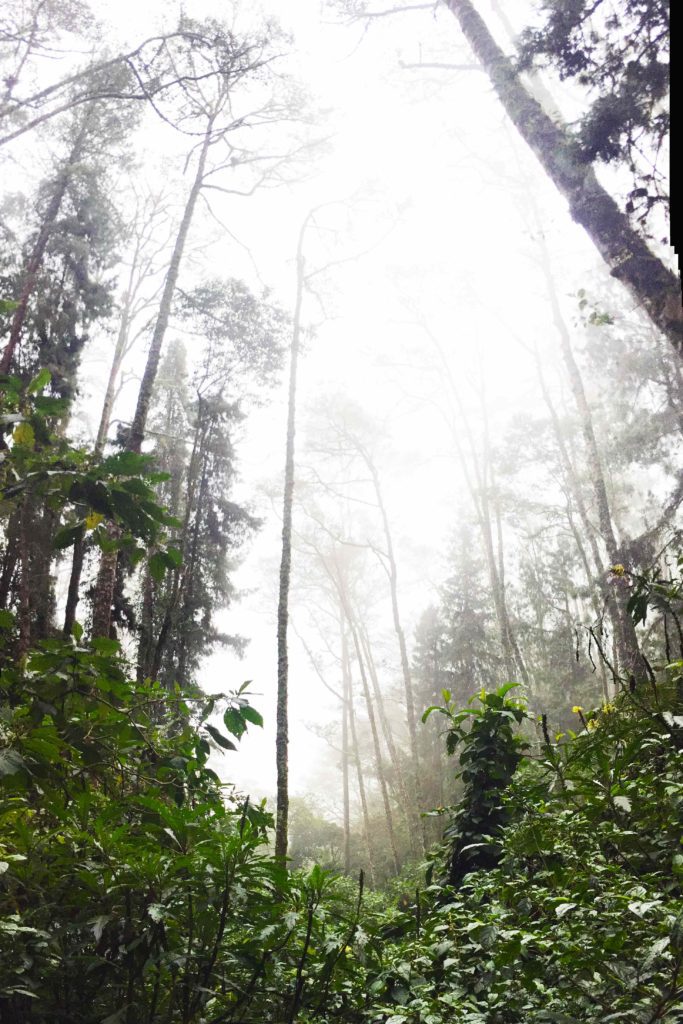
100 451 153 476
241 706 263 728
0 609 15 630
91 637 120 655
27 368 51 394
0 749 25 777
54 522 85 549
164 546 183 567
149 552 168 582
224 707 247 739
205 724 237 751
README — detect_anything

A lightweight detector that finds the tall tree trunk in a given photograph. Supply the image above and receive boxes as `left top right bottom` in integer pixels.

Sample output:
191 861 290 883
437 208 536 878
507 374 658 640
535 353 616 698
275 212 311 864
0 511 20 610
357 619 415 852
127 128 212 455
343 625 376 887
348 615 401 875
444 0 682 357
95 292 133 454
423 323 527 686
341 620 351 875
17 498 31 657
480 404 530 687
0 122 88 375
536 245 650 682
358 447 426 854
90 125 212 640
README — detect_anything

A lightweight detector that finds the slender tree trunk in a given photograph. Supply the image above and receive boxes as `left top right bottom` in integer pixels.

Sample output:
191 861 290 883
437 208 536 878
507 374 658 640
91 525 120 638
0 511 20 609
424 325 527 686
341 620 351 875
90 125 212 640
62 530 84 636
144 402 206 683
128 129 212 454
481 416 530 687
95 294 133 454
445 0 682 357
63 280 136 635
535 354 617 697
349 615 401 875
536 246 650 682
343 627 376 887
275 213 311 865
0 123 87 375
565 508 611 701
359 448 426 854
357 619 415 851
17 498 31 657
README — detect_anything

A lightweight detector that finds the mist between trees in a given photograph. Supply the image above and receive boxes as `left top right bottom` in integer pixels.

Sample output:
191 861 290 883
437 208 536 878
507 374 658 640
0 1 680 1022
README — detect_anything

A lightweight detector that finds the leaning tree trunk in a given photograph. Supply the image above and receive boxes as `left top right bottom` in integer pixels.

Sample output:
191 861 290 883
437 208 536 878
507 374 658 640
445 0 682 358
127 128 212 456
90 125 212 640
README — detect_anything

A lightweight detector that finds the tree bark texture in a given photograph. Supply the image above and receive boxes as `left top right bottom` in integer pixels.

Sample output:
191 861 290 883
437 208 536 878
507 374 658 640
445 0 682 358
275 214 310 864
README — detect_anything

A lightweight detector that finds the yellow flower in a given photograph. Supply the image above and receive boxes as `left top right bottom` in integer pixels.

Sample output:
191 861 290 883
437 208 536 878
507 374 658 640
85 511 104 531
602 702 615 714
586 719 598 731
610 564 625 576
572 705 583 714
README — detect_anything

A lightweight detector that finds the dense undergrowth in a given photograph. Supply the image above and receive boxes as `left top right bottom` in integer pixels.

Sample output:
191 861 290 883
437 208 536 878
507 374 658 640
1 641 681 1022
1 375 682 1022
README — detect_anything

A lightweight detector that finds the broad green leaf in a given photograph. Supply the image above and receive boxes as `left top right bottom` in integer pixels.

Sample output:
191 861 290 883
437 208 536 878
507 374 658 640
241 706 263 728
27 368 51 394
205 724 237 751
54 522 84 549
224 707 247 739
